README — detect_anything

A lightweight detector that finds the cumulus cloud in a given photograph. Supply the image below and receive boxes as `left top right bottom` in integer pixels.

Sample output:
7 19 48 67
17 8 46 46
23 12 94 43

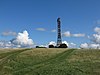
62 31 85 37
94 27 100 34
80 27 100 49
92 34 100 44
92 27 100 44
36 28 46 31
89 44 99 49
62 41 76 48
10 30 34 48
48 41 56 46
62 41 69 46
0 40 13 48
80 43 100 49
80 43 89 49
1 31 17 36
48 41 76 48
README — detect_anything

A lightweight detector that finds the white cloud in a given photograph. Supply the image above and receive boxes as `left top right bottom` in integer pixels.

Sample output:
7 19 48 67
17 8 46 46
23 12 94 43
89 44 99 49
80 43 89 49
11 30 34 48
92 34 100 44
62 41 76 48
51 29 56 32
36 28 46 31
91 27 100 44
80 43 100 49
94 27 100 34
48 41 56 46
80 27 100 49
62 41 69 46
72 34 85 37
0 40 13 48
1 31 17 36
62 31 85 37
48 41 76 48
62 31 71 37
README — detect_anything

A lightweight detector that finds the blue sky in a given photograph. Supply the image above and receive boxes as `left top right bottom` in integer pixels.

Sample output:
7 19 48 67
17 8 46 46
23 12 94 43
0 0 100 47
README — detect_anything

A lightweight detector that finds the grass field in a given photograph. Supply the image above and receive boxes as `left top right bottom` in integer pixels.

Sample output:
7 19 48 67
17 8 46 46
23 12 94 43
0 48 100 75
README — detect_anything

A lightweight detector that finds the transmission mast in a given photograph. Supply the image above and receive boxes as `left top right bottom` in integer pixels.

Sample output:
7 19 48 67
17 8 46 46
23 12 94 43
57 18 62 47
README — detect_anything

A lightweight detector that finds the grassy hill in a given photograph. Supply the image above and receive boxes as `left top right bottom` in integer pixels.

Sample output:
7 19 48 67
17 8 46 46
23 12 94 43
0 48 100 75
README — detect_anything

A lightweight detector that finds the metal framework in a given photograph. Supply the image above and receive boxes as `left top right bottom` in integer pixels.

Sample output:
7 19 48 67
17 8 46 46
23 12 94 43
57 18 62 47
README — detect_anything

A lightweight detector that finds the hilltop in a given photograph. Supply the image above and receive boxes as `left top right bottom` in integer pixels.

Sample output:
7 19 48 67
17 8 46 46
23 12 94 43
0 48 100 75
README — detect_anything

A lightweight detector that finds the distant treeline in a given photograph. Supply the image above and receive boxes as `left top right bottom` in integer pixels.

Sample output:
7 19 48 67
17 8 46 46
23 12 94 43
36 43 68 48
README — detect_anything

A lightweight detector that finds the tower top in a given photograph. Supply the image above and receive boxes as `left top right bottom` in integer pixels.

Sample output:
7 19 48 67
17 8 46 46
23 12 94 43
57 18 60 22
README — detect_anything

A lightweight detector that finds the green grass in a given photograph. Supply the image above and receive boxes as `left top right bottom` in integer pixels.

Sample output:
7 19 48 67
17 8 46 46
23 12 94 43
0 48 100 75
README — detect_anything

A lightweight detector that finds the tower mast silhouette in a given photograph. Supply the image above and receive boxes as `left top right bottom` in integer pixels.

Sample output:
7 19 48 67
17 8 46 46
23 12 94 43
57 18 62 47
